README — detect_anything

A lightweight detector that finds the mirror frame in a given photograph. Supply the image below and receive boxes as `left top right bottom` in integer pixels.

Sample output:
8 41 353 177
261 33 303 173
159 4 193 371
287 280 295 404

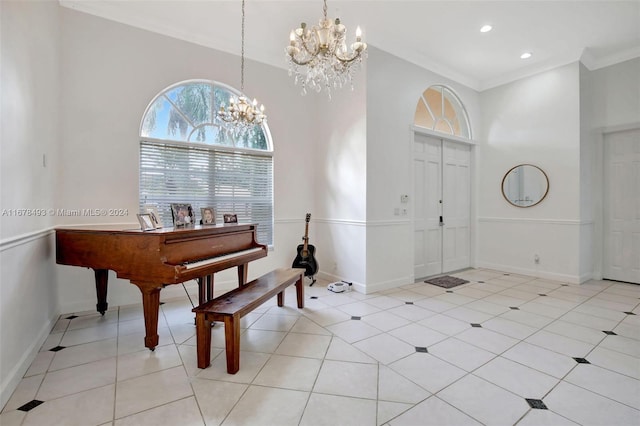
501 164 550 208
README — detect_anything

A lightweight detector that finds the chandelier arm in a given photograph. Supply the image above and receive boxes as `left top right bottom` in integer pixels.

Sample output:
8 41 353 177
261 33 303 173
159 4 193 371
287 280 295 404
334 52 364 64
288 55 317 66
299 39 321 57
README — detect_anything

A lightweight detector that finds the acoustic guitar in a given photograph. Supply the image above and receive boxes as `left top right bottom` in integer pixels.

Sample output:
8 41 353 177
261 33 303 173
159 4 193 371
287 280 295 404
292 213 319 285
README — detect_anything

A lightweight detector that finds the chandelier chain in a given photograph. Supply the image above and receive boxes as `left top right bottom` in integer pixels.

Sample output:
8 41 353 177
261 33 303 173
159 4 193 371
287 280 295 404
215 0 266 136
240 0 245 91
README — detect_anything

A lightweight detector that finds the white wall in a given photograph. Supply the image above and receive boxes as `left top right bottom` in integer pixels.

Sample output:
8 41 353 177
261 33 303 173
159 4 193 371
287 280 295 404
0 0 60 408
579 63 595 281
477 62 583 282
312 63 368 289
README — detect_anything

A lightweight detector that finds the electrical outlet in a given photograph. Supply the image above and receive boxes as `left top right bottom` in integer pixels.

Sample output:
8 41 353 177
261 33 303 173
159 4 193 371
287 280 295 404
534 254 540 264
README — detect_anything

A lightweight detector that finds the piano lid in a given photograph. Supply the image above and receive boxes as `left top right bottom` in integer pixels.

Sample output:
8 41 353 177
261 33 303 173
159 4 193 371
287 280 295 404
55 223 259 235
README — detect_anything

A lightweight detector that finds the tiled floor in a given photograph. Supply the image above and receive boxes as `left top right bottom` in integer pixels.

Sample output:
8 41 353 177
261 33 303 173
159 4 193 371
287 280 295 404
2 269 640 425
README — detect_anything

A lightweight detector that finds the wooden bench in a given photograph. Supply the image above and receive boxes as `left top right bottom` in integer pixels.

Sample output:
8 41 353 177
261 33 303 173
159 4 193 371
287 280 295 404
192 267 305 373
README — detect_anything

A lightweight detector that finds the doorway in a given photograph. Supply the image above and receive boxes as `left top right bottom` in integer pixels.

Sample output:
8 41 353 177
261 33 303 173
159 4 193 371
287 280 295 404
413 132 471 279
603 128 640 284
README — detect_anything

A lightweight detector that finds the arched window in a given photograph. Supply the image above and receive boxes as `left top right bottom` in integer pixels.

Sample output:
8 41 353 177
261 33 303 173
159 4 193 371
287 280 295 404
139 80 273 245
414 85 471 139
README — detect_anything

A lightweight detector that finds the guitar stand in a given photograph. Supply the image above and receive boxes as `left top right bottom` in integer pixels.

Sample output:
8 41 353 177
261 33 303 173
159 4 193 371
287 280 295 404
307 275 316 286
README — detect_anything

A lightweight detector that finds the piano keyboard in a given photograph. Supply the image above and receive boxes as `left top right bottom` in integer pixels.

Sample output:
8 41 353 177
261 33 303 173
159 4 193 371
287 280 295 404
183 247 264 270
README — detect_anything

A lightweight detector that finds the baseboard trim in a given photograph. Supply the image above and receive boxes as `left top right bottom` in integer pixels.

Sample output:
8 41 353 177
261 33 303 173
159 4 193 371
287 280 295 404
475 261 582 284
1 315 56 410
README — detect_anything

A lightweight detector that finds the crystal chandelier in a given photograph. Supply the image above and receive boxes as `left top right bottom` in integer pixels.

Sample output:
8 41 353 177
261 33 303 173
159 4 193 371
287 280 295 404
286 0 367 97
217 0 266 135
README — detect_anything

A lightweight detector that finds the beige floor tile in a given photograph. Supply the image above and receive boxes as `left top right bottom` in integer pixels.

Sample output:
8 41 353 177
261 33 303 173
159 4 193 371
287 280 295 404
390 353 466 394
326 319 382 343
429 338 496 371
388 396 482 426
299 393 377 426
3 375 44 412
115 366 192 419
474 356 560 398
378 365 430 403
114 396 203 425
545 381 640 426
437 374 529 426
313 360 378 399
190 379 247 425
116 344 183 381
36 357 116 401
24 384 114 426
353 333 416 364
274 332 331 358
324 337 377 363
253 355 322 391
49 338 117 371
223 386 308 426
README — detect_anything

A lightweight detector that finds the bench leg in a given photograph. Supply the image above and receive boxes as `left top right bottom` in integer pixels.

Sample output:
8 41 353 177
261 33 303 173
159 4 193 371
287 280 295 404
296 274 305 308
195 313 212 369
224 315 241 374
277 290 285 307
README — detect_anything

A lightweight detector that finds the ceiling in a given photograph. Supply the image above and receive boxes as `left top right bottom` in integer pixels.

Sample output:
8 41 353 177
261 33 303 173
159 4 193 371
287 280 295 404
59 0 640 91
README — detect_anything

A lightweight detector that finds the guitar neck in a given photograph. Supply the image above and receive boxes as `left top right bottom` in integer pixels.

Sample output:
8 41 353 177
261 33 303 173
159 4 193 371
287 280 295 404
303 222 309 251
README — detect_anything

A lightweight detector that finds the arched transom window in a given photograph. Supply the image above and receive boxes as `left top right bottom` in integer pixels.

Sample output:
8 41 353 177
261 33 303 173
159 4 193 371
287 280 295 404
414 85 471 139
139 80 273 245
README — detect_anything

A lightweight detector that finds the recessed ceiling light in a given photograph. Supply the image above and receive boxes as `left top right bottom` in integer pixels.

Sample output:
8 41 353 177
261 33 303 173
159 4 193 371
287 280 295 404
520 52 532 59
480 25 493 33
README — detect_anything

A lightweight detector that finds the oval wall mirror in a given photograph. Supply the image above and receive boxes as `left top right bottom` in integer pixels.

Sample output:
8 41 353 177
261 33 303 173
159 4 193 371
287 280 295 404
501 164 549 208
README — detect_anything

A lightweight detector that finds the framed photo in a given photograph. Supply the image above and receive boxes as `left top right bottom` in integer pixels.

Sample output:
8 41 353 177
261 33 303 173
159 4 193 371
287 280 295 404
144 205 163 229
170 203 194 227
137 213 155 231
200 207 216 225
223 213 238 224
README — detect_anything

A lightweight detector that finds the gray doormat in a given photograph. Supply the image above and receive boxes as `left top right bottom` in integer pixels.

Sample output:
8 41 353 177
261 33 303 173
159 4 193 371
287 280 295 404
424 275 469 289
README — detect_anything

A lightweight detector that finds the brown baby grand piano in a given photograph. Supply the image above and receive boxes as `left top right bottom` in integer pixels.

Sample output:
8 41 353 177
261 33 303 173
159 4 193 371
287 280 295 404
56 223 267 350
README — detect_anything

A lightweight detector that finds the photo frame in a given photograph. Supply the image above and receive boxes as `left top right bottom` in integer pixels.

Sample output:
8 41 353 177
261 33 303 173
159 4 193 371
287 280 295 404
170 203 194 227
144 205 163 229
137 213 155 231
200 207 216 225
223 213 238 224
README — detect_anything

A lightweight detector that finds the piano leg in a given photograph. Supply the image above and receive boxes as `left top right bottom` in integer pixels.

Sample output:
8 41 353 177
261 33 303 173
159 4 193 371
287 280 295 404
131 282 163 350
198 274 215 305
237 264 248 286
94 269 109 315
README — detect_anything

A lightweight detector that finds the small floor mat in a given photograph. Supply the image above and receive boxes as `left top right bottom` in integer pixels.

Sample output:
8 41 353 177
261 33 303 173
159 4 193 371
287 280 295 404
424 275 469 289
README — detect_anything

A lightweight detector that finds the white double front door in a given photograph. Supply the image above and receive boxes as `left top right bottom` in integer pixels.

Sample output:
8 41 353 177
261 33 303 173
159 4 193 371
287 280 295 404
413 133 471 279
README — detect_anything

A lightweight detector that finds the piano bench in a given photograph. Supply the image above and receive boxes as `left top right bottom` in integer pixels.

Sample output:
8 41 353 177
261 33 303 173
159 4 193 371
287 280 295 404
192 267 305 373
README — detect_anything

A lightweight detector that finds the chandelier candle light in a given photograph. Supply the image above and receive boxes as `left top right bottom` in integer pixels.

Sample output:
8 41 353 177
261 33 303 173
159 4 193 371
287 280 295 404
217 0 266 134
286 0 367 97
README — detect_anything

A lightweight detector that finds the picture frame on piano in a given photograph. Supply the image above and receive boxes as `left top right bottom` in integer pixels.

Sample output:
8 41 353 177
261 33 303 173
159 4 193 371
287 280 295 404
200 207 216 225
171 203 194 227
223 213 238 224
144 205 163 229
137 213 156 231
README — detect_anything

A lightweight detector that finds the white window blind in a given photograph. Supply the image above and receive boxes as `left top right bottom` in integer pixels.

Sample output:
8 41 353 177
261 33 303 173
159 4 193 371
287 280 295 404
140 140 273 245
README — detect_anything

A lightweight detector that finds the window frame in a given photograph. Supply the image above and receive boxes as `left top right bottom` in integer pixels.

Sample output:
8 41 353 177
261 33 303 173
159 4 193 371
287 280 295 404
414 85 472 140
